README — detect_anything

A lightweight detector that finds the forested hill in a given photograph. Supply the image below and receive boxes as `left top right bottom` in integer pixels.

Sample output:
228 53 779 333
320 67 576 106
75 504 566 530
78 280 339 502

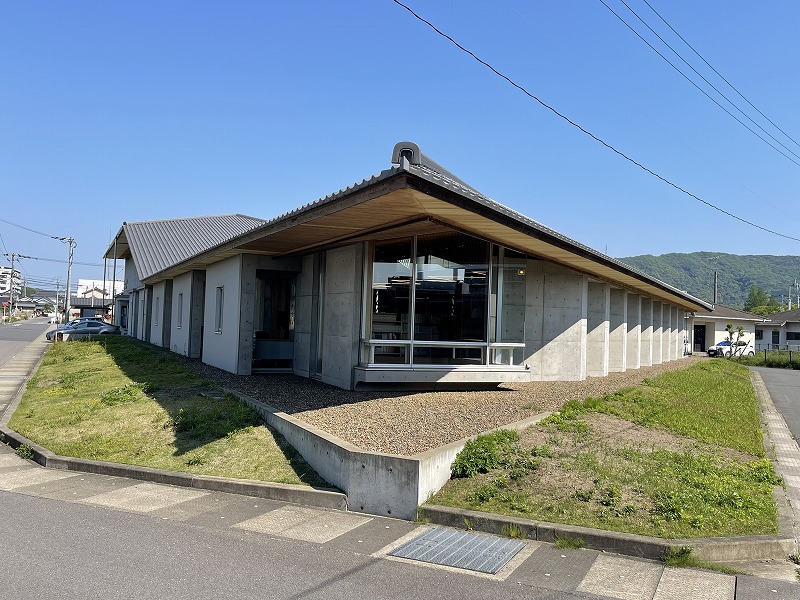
617 252 800 308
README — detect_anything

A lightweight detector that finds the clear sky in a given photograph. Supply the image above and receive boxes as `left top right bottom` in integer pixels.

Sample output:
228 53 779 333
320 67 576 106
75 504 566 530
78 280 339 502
2 1 798 290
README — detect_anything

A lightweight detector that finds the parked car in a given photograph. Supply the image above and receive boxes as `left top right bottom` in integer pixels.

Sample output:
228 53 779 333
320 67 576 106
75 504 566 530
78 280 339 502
46 320 121 341
707 340 755 357
66 316 106 326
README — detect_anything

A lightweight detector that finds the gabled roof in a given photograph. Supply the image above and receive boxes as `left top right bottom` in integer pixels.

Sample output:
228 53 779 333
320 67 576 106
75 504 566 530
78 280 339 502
105 214 265 281
104 142 711 312
757 307 800 326
693 305 770 322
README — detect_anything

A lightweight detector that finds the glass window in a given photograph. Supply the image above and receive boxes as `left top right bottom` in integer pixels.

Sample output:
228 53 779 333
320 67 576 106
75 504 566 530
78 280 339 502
214 286 224 333
414 233 488 344
371 239 412 341
177 293 183 328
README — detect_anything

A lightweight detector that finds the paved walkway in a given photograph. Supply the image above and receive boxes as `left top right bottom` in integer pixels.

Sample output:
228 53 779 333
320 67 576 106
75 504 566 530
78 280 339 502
0 335 798 598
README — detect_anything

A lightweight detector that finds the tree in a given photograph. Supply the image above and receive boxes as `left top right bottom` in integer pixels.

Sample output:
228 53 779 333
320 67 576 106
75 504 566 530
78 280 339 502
744 286 769 312
725 323 745 357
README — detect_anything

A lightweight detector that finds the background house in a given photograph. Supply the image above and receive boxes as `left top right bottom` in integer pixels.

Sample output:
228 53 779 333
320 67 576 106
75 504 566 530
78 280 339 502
688 305 768 353
755 307 800 350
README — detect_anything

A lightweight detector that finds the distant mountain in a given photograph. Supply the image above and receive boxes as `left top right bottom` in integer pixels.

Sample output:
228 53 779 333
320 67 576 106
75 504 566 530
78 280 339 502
617 252 800 308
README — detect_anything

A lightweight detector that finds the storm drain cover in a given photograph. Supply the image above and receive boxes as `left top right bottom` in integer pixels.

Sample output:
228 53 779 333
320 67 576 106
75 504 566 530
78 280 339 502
389 527 526 574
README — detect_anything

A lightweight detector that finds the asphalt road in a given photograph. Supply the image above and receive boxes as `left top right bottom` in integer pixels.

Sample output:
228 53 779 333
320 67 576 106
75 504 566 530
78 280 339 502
0 318 51 368
0 492 590 600
753 366 800 441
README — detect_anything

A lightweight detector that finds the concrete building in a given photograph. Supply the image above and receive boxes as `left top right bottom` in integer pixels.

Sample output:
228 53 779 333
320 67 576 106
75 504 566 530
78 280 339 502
105 142 709 390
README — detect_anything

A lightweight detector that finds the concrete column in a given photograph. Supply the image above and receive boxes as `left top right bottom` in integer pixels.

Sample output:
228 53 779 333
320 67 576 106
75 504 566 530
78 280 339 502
667 306 676 360
640 297 653 367
587 282 610 377
524 261 587 381
237 256 258 375
322 244 364 390
609 288 627 372
143 285 152 343
162 280 173 350
189 270 205 359
293 254 315 379
626 293 641 370
661 302 671 361
652 301 663 364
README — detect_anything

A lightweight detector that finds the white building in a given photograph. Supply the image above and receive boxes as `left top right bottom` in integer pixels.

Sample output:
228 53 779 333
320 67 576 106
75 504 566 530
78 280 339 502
0 266 21 295
76 279 124 298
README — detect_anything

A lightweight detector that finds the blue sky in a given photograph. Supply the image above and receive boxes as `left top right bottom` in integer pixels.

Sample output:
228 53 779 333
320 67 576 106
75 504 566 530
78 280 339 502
2 1 798 289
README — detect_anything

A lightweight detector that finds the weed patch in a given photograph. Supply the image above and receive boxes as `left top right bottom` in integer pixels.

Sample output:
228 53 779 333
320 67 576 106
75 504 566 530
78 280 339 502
432 361 778 539
9 337 328 487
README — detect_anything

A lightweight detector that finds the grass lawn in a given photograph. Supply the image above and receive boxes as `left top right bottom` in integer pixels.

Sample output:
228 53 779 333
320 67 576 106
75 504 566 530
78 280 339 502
432 359 781 539
9 336 328 488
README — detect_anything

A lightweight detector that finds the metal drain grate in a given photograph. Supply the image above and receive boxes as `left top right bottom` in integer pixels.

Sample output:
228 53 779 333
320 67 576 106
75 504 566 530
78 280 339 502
389 527 526 574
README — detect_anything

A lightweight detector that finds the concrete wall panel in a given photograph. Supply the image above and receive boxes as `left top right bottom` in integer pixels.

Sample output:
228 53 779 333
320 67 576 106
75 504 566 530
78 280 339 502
321 245 363 390
609 288 627 372
626 293 641 370
170 272 193 356
586 282 610 377
202 256 242 374
640 298 653 367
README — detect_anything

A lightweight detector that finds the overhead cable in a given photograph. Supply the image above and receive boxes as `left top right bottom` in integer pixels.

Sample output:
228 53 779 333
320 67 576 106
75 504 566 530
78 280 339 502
390 0 800 243
640 0 800 151
597 0 800 166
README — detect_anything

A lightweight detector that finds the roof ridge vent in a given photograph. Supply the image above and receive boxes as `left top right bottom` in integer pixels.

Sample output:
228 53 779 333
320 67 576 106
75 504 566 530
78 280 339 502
391 141 422 169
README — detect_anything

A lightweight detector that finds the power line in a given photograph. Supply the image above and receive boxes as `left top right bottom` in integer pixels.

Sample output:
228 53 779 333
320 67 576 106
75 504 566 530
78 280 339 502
390 0 800 243
597 0 800 166
495 0 789 216
640 0 800 152
0 217 67 241
613 0 800 159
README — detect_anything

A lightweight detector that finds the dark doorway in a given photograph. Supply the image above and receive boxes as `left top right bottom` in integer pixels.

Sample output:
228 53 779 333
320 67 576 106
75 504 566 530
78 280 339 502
693 324 706 352
253 271 295 371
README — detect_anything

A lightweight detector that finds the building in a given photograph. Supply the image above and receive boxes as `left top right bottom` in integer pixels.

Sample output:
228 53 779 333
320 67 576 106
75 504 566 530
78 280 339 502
0 266 21 296
755 308 800 351
76 279 124 298
688 305 768 354
105 141 710 391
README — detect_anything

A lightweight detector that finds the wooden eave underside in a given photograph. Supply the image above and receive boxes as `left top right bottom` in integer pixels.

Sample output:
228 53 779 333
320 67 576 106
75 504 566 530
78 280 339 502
146 175 705 311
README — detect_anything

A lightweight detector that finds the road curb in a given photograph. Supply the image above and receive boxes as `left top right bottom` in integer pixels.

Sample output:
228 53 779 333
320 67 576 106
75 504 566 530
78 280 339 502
417 495 796 562
0 424 348 511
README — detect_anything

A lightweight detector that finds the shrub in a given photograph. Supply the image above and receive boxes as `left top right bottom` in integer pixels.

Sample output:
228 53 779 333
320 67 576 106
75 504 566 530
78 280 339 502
451 430 520 478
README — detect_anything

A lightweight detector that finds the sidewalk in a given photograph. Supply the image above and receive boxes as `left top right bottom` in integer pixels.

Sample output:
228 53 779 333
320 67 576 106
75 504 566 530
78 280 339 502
1 333 798 598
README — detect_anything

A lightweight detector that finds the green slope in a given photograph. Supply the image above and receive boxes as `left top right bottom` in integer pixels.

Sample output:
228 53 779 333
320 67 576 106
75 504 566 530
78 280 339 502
617 252 800 308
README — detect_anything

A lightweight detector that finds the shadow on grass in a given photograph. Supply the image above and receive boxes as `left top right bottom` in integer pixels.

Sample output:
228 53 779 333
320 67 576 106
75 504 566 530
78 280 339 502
97 336 328 487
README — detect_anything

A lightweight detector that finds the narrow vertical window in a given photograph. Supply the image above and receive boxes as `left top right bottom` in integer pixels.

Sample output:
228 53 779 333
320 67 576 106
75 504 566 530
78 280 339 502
154 297 160 326
177 293 183 328
215 286 224 333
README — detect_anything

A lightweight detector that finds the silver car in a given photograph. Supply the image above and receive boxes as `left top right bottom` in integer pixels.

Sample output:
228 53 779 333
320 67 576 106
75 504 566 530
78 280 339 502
46 320 121 341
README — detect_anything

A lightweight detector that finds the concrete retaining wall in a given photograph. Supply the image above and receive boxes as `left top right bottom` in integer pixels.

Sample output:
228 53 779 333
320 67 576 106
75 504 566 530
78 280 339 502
243 394 549 520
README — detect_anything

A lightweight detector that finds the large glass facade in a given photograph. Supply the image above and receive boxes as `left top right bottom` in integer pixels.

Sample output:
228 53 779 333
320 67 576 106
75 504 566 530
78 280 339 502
367 232 526 367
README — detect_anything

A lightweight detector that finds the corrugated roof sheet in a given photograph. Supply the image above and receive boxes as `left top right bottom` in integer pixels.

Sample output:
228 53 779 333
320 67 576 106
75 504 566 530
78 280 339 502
123 214 265 281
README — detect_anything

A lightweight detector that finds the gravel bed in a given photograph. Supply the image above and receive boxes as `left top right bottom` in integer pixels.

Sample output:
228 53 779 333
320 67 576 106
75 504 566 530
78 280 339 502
173 351 706 457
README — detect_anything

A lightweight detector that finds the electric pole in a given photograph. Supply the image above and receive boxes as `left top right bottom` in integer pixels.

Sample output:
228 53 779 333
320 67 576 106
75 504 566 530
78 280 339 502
63 238 75 323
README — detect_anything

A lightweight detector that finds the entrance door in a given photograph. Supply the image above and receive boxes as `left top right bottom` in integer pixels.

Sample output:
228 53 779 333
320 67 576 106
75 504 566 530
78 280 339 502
252 271 295 371
772 330 780 349
693 324 706 352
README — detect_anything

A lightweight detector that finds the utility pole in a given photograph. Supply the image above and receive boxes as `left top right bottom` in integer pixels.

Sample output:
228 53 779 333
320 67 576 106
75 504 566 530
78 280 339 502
63 238 75 323
713 270 718 305
9 252 16 316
